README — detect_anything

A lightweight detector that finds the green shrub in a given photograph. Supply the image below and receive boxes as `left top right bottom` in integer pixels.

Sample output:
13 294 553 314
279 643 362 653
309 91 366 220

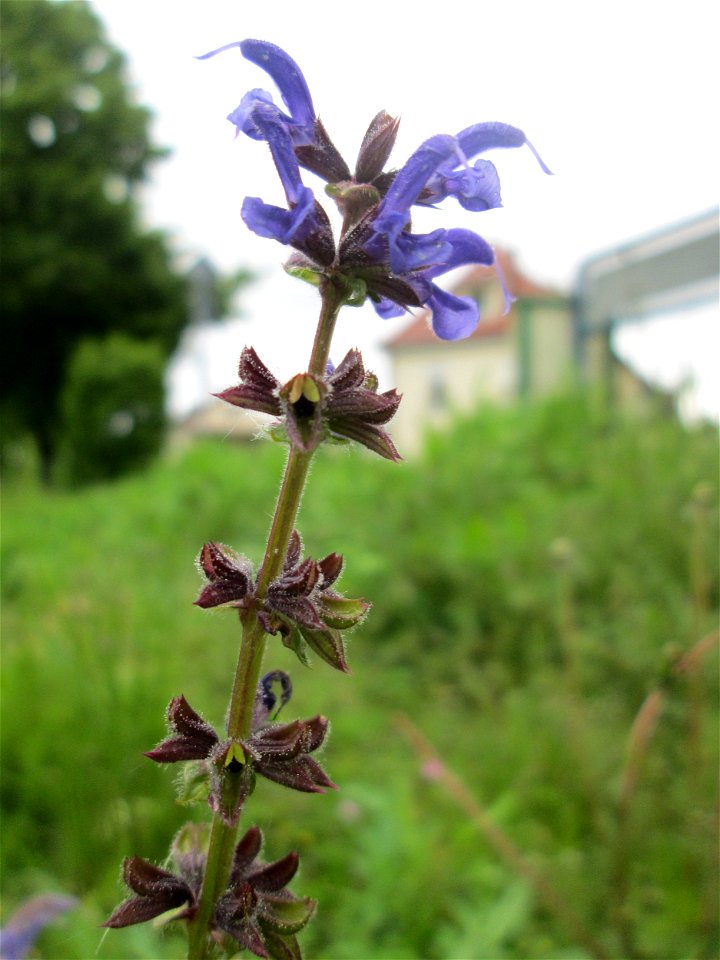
58 334 166 485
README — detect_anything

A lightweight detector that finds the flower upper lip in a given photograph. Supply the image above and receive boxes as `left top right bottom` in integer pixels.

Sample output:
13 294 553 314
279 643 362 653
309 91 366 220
198 39 316 144
239 39 316 139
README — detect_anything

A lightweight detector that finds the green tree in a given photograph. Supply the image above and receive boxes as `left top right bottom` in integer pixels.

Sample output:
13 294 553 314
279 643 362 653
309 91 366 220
0 0 187 480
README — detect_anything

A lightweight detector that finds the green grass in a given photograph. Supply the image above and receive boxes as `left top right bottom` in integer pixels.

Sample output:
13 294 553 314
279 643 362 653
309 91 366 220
2 394 718 959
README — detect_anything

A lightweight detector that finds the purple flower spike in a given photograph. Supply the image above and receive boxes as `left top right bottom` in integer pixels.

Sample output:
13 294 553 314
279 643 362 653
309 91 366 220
200 37 550 341
354 117 545 338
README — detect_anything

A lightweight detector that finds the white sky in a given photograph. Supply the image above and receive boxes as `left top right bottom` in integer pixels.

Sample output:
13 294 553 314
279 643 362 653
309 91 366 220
91 0 719 417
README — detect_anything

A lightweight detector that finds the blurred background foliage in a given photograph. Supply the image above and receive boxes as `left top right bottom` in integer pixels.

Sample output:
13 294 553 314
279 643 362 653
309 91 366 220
58 334 167 485
2 394 718 959
0 0 187 483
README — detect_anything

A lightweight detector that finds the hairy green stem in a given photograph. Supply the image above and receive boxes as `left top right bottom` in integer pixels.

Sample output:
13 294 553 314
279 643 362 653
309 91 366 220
186 280 344 960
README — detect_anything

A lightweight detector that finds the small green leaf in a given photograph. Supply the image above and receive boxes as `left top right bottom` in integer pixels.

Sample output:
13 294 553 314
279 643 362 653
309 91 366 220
298 624 350 673
171 821 210 860
321 595 370 629
263 896 316 934
262 929 302 960
174 761 210 807
268 423 289 445
280 622 311 667
339 276 368 308
283 262 323 287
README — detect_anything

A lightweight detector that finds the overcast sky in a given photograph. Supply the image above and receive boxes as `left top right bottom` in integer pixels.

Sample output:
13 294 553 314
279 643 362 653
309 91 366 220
91 0 718 416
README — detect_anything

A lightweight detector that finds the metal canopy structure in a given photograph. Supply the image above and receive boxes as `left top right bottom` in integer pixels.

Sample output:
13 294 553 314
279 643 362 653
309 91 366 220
576 208 719 336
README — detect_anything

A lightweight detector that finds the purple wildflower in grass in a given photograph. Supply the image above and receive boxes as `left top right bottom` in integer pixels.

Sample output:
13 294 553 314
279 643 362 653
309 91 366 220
0 895 77 960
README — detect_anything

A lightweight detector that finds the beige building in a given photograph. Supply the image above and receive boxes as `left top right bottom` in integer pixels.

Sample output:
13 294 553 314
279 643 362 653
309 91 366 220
385 250 573 455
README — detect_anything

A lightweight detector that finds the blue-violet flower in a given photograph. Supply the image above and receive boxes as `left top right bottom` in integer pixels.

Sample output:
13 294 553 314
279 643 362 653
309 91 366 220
199 39 550 340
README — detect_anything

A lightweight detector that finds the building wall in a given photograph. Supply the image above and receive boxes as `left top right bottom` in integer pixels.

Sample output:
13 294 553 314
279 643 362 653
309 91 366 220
583 329 670 413
522 299 575 396
390 334 517 456
388 297 575 455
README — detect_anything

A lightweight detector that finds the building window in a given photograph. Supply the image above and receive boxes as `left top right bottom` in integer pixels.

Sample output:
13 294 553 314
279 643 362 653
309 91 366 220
428 365 448 411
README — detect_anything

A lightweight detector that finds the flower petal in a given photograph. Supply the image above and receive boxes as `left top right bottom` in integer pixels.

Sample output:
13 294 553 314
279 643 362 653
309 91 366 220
375 134 457 224
227 89 277 140
252 107 307 206
241 196 306 246
371 297 407 319
422 228 494 280
426 286 479 341
426 158 502 212
240 40 315 133
456 121 552 174
247 852 299 892
103 858 193 928
240 109 334 262
144 695 219 763
232 826 264 881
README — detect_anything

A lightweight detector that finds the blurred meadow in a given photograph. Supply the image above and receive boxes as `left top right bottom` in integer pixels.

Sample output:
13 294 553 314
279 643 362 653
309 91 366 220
2 394 718 959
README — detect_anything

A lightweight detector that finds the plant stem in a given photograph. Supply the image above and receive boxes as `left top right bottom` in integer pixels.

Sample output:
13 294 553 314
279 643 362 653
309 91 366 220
611 632 719 960
186 280 344 960
612 687 665 959
394 712 612 960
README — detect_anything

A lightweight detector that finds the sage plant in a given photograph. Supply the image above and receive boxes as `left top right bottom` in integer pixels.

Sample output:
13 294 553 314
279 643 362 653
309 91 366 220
104 39 549 959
